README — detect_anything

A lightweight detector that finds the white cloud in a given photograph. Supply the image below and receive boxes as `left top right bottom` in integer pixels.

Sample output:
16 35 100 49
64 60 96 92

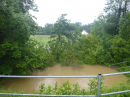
30 0 106 27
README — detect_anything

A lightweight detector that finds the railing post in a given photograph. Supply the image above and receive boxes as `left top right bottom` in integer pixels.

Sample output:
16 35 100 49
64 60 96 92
97 73 101 97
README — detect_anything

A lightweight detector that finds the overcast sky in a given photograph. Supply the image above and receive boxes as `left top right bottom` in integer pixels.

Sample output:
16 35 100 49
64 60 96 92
29 0 106 27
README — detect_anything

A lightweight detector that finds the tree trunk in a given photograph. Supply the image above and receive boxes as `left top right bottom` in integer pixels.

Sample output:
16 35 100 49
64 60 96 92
123 0 127 17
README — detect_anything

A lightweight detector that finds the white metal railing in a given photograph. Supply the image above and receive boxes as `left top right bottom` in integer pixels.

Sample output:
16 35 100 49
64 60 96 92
109 61 130 68
101 71 130 96
115 66 130 70
0 71 130 97
0 75 97 78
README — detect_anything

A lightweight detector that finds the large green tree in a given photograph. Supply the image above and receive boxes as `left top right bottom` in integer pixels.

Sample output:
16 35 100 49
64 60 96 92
104 0 130 35
49 14 82 62
51 14 79 41
119 12 130 40
0 0 39 75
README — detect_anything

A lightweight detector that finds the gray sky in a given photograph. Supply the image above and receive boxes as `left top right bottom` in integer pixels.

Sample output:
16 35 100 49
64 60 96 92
29 0 106 27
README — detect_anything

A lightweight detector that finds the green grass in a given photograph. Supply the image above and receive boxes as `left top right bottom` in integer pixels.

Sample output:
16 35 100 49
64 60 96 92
30 35 51 44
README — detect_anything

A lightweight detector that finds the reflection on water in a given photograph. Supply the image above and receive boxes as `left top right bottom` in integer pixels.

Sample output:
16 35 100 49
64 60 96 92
2 64 127 93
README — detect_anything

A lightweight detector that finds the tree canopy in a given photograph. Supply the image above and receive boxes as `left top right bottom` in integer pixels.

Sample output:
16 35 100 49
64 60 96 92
0 0 39 75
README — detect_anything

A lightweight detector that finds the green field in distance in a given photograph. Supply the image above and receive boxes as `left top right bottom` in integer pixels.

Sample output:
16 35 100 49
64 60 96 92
30 35 51 44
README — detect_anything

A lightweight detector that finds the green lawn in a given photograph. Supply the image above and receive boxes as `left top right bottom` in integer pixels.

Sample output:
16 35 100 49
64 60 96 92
30 35 51 44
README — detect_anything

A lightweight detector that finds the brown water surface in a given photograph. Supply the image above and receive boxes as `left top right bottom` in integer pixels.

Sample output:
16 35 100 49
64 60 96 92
2 64 127 93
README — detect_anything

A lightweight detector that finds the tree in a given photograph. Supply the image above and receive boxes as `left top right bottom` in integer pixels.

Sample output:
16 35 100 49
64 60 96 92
104 0 130 35
74 22 82 27
119 12 130 40
49 14 82 61
44 23 54 35
0 0 39 75
13 0 38 13
90 14 106 37
35 26 45 35
51 14 76 41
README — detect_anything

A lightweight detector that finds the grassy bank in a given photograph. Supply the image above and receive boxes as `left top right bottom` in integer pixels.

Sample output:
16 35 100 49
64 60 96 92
30 35 51 44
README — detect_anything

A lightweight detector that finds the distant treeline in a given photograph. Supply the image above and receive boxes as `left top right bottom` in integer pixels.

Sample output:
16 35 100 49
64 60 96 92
36 22 92 35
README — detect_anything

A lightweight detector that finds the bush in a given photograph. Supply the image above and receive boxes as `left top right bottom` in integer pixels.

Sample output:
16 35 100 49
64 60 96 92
60 50 83 66
36 77 130 96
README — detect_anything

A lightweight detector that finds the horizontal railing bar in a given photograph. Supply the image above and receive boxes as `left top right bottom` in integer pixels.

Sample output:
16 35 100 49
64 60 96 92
102 71 130 76
115 66 130 70
0 75 97 78
0 93 96 97
101 90 130 96
1 71 130 78
109 61 130 66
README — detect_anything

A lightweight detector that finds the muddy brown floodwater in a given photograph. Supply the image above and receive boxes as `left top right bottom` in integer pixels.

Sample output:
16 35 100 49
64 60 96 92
2 64 127 93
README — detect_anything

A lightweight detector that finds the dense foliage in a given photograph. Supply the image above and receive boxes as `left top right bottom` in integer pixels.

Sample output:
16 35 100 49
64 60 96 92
36 78 130 96
1 77 130 97
48 14 83 65
0 0 54 75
